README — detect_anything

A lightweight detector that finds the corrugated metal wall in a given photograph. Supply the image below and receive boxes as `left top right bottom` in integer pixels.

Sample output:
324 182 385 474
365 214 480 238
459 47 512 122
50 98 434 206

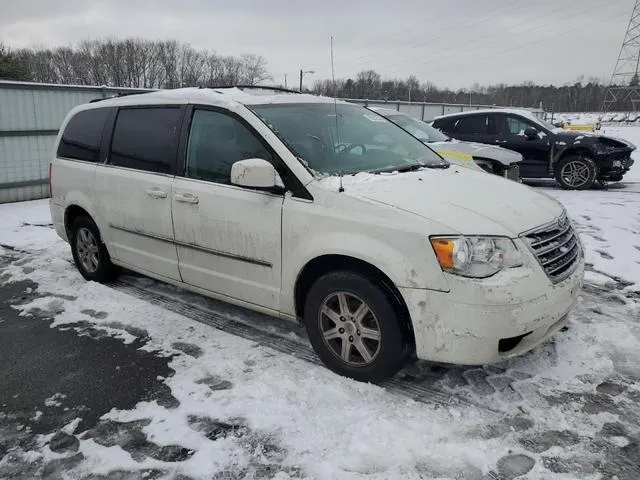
342 99 500 121
342 99 544 121
0 81 151 204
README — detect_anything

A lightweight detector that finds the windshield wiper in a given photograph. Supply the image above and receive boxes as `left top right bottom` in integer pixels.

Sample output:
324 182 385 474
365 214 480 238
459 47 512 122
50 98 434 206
371 156 450 174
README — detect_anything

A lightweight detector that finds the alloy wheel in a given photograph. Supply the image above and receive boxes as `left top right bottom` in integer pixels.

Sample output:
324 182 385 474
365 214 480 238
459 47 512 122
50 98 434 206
318 291 382 366
560 160 591 188
76 227 100 273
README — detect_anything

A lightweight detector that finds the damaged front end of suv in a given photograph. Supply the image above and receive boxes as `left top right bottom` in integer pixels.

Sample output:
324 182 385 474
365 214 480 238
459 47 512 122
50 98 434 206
550 132 635 188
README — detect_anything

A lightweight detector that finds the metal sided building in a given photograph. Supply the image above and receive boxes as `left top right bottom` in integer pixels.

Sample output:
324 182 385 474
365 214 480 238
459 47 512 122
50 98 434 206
0 81 151 204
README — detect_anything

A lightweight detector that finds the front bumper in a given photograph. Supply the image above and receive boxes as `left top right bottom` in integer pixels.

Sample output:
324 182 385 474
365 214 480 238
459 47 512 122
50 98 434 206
401 256 584 365
596 151 635 180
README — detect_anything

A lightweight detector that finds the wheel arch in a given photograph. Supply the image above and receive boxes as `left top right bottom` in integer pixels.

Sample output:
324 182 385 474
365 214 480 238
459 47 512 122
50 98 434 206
556 147 595 163
294 254 416 355
64 204 107 245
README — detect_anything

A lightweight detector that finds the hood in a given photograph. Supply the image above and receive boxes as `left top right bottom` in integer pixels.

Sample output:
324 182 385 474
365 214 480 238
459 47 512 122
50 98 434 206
316 167 564 237
552 130 636 150
432 140 523 165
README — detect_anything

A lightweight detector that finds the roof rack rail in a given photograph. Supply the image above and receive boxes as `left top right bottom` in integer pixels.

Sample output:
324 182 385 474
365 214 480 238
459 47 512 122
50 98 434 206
89 90 150 103
203 85 301 94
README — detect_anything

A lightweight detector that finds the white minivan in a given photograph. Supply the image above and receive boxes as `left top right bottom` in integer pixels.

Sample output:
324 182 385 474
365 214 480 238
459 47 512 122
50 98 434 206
50 86 584 383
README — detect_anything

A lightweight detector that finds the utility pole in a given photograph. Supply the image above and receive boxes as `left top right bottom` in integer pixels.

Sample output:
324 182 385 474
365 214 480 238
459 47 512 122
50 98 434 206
284 74 287 89
299 69 314 92
603 0 640 112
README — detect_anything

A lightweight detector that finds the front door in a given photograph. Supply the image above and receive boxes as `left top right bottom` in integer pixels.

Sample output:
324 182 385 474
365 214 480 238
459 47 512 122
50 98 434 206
94 106 183 281
172 107 283 311
491 113 551 178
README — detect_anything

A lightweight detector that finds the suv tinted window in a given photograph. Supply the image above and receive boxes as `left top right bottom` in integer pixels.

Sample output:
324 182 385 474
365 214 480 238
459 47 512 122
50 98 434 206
57 108 110 162
186 109 271 184
432 117 456 133
454 115 488 134
110 107 182 174
502 115 535 135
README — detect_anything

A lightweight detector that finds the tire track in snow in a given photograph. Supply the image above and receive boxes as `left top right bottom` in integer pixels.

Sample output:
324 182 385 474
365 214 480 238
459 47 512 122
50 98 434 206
110 276 501 413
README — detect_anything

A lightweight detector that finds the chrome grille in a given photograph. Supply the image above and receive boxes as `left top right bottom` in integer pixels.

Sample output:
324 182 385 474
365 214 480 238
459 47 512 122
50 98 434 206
522 213 581 283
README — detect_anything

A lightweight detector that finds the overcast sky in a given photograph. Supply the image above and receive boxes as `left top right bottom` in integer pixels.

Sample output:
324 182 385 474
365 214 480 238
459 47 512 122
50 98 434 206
0 0 634 89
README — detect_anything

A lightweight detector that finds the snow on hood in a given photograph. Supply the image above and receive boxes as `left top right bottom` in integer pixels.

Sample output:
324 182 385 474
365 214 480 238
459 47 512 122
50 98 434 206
316 168 563 236
430 141 523 166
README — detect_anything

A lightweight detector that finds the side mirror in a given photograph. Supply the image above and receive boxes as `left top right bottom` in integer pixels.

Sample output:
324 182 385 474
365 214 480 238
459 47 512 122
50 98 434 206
524 127 538 139
230 158 285 192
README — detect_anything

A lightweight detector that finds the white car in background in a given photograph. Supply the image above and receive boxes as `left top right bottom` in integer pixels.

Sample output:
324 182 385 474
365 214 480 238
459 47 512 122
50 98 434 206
368 106 523 181
50 86 583 383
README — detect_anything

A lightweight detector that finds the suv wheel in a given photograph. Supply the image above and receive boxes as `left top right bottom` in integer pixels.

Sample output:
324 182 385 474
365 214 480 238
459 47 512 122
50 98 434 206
70 216 120 282
303 271 407 383
555 155 597 190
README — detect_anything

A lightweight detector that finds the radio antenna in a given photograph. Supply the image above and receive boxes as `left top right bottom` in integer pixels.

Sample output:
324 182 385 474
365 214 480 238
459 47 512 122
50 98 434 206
331 36 344 193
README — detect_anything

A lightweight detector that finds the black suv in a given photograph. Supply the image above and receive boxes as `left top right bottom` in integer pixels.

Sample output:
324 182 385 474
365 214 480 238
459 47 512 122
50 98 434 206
432 109 635 189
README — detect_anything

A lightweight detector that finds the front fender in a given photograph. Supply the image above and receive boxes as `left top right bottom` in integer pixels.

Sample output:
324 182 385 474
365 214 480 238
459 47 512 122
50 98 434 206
281 229 449 317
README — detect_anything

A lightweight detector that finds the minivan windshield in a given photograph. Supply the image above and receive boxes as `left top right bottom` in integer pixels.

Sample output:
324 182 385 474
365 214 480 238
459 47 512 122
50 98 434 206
250 103 448 175
385 113 449 143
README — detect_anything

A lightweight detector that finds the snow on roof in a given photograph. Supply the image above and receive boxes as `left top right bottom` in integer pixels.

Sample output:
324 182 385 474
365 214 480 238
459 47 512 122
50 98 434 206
90 87 342 109
434 108 540 121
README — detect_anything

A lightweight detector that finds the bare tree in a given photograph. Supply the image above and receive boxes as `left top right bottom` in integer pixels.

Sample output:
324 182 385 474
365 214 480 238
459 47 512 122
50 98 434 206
239 54 270 85
8 37 273 90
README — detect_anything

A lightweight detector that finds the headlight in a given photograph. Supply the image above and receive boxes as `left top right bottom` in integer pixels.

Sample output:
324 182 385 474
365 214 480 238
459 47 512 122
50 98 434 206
430 236 523 278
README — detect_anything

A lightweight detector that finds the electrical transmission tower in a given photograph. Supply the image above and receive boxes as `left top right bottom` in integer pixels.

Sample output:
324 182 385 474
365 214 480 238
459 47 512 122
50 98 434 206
603 0 640 112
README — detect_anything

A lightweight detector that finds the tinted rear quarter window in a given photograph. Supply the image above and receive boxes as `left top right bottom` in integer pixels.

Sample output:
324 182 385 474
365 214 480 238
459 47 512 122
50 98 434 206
57 108 110 162
433 117 457 133
110 107 182 174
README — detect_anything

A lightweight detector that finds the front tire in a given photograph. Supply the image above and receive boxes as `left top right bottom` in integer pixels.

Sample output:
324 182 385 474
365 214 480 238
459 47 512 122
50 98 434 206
555 155 597 190
303 271 407 383
70 216 120 282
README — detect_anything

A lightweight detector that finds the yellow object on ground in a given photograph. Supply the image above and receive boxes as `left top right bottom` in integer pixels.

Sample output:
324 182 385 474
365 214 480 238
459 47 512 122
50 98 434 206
562 124 596 132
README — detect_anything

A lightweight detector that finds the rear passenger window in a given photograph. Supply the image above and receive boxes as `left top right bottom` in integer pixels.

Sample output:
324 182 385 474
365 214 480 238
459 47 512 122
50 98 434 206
454 115 488 134
57 108 110 162
110 107 182 174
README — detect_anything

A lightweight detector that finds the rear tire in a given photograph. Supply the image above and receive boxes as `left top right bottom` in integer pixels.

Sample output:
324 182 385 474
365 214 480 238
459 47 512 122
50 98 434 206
303 271 407 383
70 216 120 282
555 155 597 190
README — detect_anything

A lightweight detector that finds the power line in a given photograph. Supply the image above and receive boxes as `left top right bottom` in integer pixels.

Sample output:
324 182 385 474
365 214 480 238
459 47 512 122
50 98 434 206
345 0 606 75
337 0 520 66
422 8 629 79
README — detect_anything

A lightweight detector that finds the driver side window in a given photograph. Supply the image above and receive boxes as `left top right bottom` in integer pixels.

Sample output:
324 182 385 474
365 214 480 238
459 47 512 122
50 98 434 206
503 115 535 135
186 109 272 184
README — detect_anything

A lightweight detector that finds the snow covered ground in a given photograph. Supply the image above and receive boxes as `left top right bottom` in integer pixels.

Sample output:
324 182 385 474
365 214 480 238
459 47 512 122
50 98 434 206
547 112 640 125
1 145 640 478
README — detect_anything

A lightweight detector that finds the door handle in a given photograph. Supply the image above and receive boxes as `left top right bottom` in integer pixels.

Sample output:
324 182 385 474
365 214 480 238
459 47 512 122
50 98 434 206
495 140 508 144
174 192 199 204
145 188 168 199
